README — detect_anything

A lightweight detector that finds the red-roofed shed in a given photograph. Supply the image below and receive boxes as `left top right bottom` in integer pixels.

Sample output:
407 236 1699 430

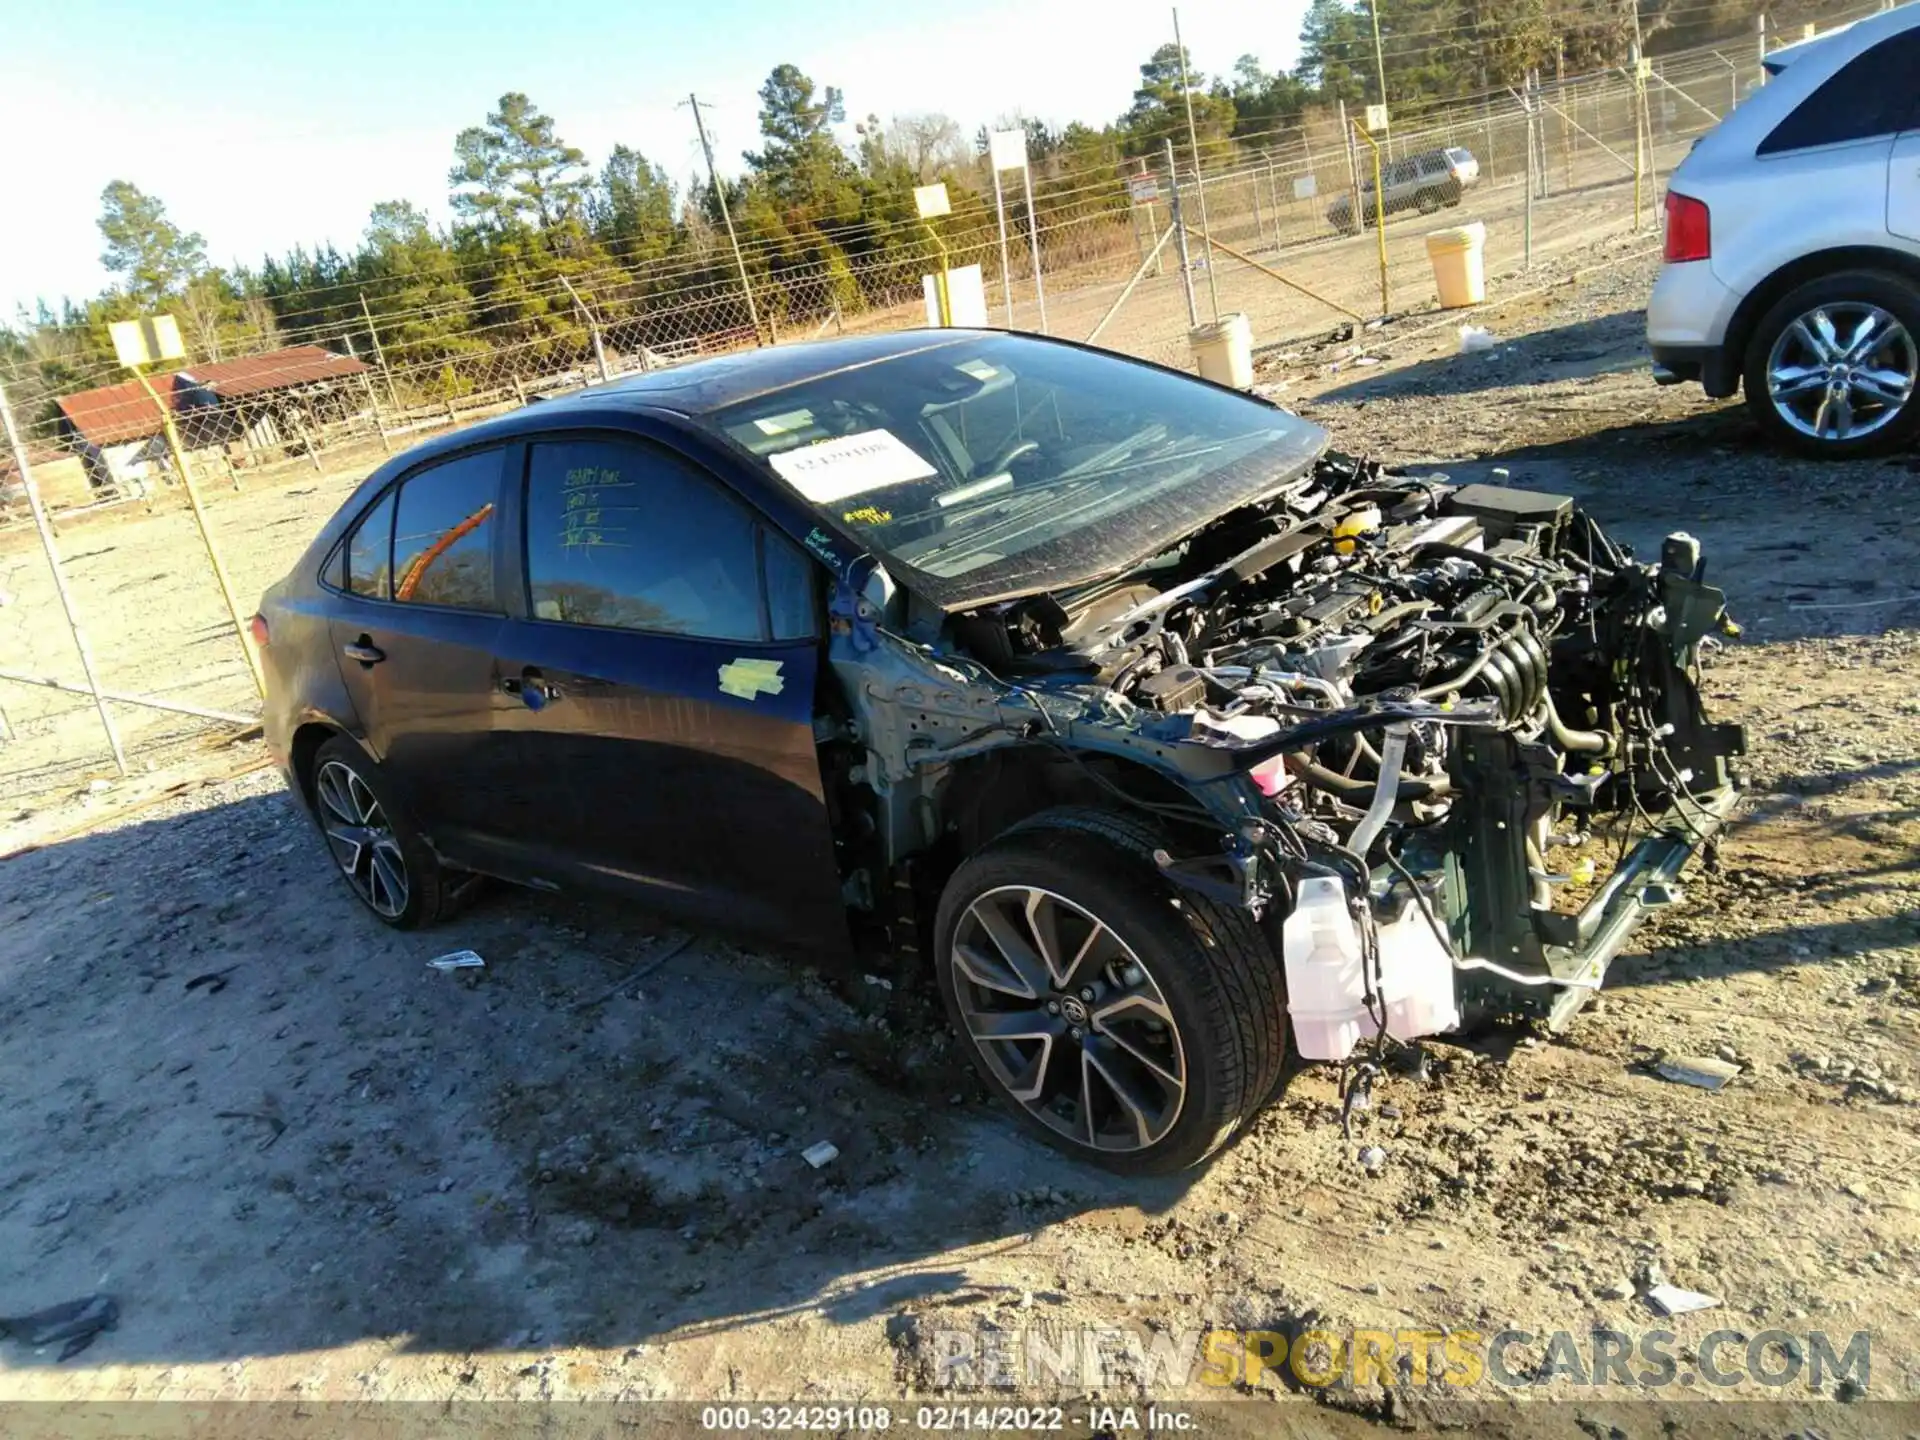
55 345 371 492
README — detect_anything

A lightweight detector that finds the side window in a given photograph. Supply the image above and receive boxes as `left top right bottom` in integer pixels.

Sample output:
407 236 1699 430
391 450 502 610
763 529 818 641
524 437 765 641
1759 32 1920 154
346 489 395 600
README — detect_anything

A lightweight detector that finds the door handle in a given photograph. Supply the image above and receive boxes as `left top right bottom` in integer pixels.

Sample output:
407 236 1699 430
501 668 562 708
342 637 385 666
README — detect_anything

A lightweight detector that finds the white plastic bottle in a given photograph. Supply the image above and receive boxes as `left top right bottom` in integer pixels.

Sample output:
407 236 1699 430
1282 876 1370 1061
1374 901 1460 1041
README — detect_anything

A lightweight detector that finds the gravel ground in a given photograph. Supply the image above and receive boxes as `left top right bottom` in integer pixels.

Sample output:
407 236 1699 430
1 251 1916 1432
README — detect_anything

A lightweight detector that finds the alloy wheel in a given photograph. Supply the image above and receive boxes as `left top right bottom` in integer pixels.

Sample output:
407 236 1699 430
1766 303 1918 444
315 759 410 919
949 885 1187 1154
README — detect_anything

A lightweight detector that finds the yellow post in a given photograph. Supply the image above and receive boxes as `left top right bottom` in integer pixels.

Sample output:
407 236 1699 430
924 221 953 326
1352 119 1390 317
133 369 267 697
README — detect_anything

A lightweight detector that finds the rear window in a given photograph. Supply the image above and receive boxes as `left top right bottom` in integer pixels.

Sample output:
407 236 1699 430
391 450 501 610
345 490 394 600
1759 31 1920 153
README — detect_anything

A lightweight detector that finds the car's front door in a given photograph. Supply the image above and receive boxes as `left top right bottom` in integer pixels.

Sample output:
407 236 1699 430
326 445 510 863
488 431 846 946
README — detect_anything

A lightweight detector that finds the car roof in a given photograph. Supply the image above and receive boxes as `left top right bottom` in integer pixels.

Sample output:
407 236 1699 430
1687 2 1920 160
544 328 991 416
1763 19 1858 71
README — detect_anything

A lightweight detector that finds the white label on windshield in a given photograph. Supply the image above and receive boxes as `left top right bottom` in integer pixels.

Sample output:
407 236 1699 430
753 408 814 436
768 428 936 503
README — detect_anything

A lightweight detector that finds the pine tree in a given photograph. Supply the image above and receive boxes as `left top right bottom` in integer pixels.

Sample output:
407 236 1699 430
96 181 207 305
449 93 593 232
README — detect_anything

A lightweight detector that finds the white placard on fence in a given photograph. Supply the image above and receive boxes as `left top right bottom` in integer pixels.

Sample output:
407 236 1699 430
913 183 951 219
923 265 989 328
1365 104 1389 133
988 129 1029 173
1293 174 1318 200
1128 174 1161 203
109 315 185 368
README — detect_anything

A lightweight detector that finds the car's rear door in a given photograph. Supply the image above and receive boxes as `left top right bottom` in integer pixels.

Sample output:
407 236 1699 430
325 444 510 862
487 430 845 946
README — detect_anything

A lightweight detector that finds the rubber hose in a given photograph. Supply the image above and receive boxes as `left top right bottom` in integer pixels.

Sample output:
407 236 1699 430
1546 692 1611 755
1294 758 1449 802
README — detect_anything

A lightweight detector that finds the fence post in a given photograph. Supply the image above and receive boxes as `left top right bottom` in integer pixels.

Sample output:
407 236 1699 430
0 380 129 776
559 276 611 384
129 369 266 698
359 293 402 410
1524 77 1536 271
1631 46 1646 232
1165 139 1197 328
1756 14 1767 84
1559 43 1574 189
1250 171 1267 248
290 409 323 472
1019 157 1049 335
361 374 392 454
511 373 527 407
1339 100 1363 237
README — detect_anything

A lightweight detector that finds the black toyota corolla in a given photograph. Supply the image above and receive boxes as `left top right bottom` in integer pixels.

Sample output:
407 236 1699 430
258 329 1741 1172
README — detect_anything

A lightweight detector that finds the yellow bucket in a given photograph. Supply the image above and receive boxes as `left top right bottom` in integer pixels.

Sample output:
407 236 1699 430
1425 223 1487 309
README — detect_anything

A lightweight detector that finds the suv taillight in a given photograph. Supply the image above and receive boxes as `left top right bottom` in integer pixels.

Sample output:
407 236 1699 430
1664 191 1710 262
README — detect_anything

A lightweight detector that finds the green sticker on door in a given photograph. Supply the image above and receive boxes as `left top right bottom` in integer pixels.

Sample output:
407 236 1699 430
718 658 785 700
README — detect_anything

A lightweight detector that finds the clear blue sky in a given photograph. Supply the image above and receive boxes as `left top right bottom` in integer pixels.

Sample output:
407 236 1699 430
0 0 1310 318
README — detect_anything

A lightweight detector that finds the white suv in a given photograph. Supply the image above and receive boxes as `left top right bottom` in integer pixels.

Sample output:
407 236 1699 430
1647 2 1920 457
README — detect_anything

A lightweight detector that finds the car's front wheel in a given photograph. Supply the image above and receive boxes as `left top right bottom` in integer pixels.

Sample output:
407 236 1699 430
1743 270 1920 458
933 810 1288 1174
310 735 457 929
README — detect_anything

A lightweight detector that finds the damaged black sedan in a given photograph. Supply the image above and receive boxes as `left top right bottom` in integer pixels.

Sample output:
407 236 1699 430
256 331 1743 1173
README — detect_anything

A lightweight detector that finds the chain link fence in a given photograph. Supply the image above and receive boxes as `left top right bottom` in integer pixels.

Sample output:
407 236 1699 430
0 2 1895 802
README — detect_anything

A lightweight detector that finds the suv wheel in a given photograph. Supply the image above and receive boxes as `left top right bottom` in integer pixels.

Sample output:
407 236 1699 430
310 736 458 929
1743 270 1920 458
933 809 1288 1174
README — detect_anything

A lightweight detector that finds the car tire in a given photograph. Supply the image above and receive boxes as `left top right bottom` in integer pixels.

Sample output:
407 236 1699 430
1742 270 1920 459
933 807 1288 1174
309 735 458 929
1416 188 1441 215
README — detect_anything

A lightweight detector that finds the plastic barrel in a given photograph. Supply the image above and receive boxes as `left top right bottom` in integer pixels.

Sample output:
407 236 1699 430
1424 222 1487 308
1188 312 1254 389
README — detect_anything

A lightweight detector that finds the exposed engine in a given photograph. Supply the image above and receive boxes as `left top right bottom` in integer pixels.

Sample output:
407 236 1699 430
901 453 1745 1035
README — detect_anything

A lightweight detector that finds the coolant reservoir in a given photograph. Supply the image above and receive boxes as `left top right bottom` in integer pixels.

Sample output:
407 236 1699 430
1333 506 1382 554
1374 902 1460 1041
1282 876 1370 1061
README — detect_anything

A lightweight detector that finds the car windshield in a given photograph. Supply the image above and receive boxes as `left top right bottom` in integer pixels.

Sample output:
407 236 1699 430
708 335 1325 609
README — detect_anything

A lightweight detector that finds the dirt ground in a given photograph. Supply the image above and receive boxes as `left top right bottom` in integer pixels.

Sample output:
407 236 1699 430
2 247 1918 1433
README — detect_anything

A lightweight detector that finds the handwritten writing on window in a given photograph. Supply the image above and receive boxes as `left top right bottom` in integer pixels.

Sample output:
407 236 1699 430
560 465 634 551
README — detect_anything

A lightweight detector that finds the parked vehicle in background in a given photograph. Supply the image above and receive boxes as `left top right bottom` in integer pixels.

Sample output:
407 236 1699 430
1647 3 1920 457
255 331 1741 1174
1327 147 1478 233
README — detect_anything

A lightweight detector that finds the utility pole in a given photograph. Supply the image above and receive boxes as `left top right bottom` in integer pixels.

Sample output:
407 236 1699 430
685 94 762 343
1172 7 1220 322
1369 0 1391 149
